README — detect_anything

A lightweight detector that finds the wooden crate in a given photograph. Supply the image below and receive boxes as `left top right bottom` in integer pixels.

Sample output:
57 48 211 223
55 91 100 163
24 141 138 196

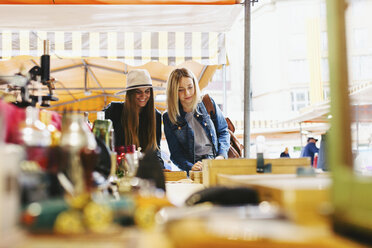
189 171 203 184
163 171 187 181
202 157 311 187
216 173 331 225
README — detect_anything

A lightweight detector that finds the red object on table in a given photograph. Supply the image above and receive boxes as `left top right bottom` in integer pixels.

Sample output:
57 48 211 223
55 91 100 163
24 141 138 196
0 99 62 144
0 100 25 144
313 154 318 168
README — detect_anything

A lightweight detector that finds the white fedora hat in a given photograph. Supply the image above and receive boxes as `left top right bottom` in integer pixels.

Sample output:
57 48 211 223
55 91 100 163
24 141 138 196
116 69 161 95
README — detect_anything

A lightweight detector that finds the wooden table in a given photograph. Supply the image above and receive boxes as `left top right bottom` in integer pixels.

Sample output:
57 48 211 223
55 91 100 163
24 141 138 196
165 181 205 207
5 179 369 248
163 174 368 248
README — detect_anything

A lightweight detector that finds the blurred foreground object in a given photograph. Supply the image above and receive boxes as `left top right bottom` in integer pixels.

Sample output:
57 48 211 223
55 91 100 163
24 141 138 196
185 186 259 206
202 157 311 186
216 174 331 225
60 112 97 195
0 144 24 242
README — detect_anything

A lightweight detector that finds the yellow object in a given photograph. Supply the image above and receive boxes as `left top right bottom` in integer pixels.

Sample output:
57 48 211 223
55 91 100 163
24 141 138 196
0 56 219 114
189 171 203 183
202 157 311 186
39 109 61 146
83 202 113 233
163 171 187 181
54 210 85 234
134 205 157 229
217 174 331 225
165 217 365 248
65 193 91 209
135 196 173 229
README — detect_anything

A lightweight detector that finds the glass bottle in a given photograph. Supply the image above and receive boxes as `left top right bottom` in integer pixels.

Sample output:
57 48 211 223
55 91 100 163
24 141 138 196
60 112 97 195
19 107 51 170
115 146 126 178
125 145 138 177
92 112 113 151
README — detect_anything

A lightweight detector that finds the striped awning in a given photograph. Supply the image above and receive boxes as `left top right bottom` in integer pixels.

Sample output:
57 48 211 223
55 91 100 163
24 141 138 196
0 4 243 65
0 30 226 66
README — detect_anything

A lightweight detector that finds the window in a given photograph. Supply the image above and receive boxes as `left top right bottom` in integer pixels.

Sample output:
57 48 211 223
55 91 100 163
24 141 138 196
352 55 372 80
291 89 310 111
320 2 327 19
321 32 328 52
360 55 372 79
352 56 362 80
321 58 329 82
323 87 330 101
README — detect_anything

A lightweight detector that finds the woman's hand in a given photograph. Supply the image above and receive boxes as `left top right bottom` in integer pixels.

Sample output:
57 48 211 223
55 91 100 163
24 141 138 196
191 161 203 171
215 155 224 160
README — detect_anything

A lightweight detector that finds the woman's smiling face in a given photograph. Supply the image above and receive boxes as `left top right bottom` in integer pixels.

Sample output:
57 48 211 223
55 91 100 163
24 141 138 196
134 87 151 108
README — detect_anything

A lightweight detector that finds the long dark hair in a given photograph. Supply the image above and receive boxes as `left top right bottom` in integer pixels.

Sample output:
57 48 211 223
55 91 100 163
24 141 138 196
121 88 158 151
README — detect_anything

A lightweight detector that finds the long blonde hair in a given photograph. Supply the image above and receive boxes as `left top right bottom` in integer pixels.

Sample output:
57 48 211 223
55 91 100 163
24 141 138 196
121 89 158 151
166 68 201 124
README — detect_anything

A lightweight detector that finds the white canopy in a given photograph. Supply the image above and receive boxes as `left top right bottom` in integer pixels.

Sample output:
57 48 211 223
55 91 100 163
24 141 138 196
0 5 243 65
0 5 242 32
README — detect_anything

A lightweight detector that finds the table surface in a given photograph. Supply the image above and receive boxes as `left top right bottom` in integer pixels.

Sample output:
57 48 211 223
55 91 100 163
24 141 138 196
217 173 331 190
5 180 369 248
165 181 205 206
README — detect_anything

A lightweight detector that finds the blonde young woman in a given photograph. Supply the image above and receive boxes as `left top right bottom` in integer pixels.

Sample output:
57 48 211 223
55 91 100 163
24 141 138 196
163 68 230 172
104 69 163 167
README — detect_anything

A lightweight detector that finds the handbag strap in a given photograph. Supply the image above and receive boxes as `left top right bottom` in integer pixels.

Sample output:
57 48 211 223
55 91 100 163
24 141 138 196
203 94 236 133
202 94 215 116
201 94 217 157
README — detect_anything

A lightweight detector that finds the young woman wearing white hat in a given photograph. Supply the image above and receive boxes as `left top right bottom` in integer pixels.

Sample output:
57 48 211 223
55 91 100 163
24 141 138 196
104 69 163 167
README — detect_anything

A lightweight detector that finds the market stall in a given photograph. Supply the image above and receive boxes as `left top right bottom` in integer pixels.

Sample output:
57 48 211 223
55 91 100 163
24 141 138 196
1 0 371 247
0 2 249 247
0 3 243 113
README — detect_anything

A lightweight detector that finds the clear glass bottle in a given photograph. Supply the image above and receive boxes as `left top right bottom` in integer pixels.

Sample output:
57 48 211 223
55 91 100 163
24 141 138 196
60 112 97 195
125 145 138 177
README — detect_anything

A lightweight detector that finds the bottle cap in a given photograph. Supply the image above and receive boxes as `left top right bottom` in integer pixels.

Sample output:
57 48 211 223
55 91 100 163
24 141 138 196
96 111 105 120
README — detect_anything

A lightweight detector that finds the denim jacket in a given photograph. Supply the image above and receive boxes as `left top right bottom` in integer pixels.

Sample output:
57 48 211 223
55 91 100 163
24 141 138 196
163 97 230 171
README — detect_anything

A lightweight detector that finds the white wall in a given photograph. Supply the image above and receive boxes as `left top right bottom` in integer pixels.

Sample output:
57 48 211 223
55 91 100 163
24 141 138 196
205 0 372 155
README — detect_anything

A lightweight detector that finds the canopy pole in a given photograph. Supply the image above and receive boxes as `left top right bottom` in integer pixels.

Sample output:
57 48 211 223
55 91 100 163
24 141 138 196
356 105 359 152
243 0 251 158
84 65 88 92
300 122 303 148
222 64 227 115
327 0 352 169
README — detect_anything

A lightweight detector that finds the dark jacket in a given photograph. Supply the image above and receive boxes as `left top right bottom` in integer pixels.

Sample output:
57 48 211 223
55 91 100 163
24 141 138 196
280 152 290 158
103 102 164 167
163 98 230 172
302 142 319 165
